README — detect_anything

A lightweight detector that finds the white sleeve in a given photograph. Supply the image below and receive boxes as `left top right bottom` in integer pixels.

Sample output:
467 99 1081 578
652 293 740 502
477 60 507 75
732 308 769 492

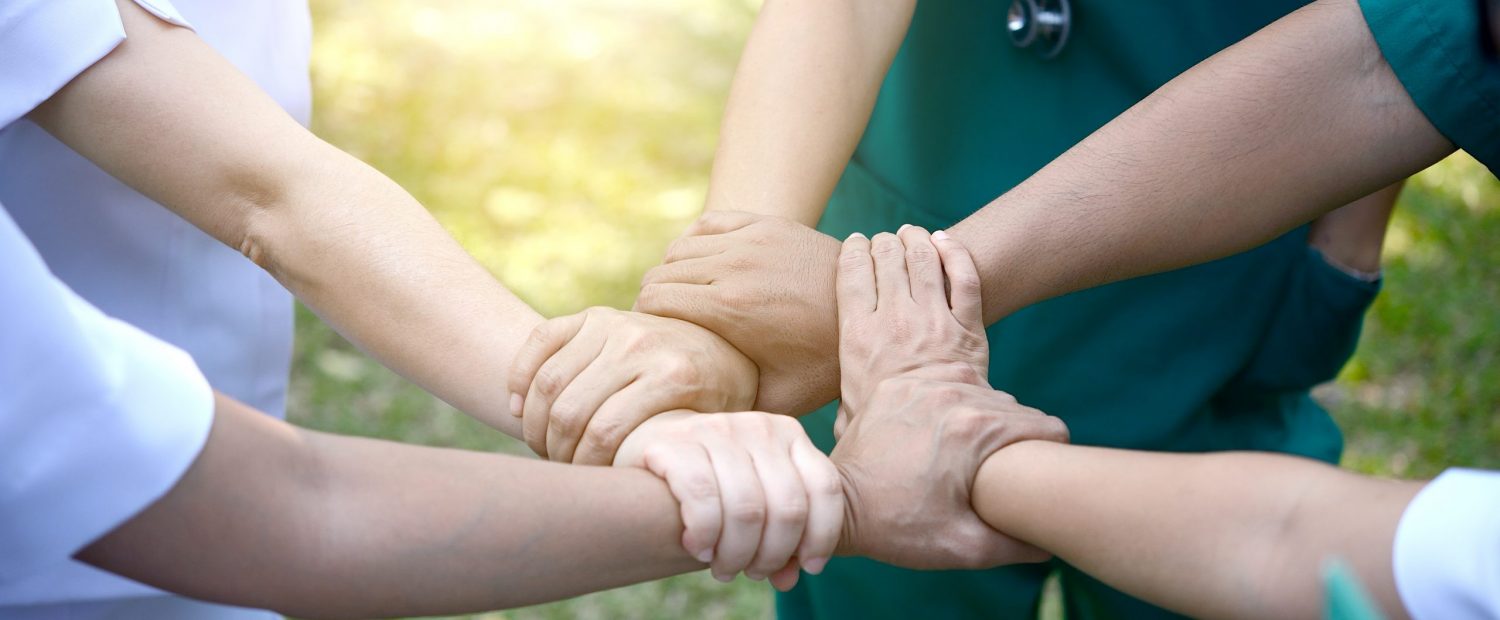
0 0 192 128
0 203 214 583
1393 468 1500 620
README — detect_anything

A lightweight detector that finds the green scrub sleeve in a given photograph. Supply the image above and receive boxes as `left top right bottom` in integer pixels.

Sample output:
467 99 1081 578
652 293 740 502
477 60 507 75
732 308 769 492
1359 0 1500 173
1223 245 1380 395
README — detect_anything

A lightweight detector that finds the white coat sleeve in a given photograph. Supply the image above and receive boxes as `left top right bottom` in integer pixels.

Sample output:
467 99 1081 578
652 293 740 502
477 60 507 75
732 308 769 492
0 203 214 583
1393 468 1500 620
0 0 192 128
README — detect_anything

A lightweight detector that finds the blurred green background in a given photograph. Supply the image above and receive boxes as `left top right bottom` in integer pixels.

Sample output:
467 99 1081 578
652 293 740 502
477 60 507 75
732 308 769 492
290 1 1500 618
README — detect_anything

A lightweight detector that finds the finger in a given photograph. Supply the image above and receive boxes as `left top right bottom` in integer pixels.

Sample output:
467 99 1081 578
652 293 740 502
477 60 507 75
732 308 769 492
573 380 667 466
508 312 589 418
744 439 809 580
932 230 983 329
545 353 637 464
633 282 719 322
640 257 719 287
768 558 802 592
790 438 843 575
663 234 732 263
522 324 607 459
642 443 722 564
896 226 944 306
683 210 760 237
835 233 875 320
703 436 766 581
870 232 910 308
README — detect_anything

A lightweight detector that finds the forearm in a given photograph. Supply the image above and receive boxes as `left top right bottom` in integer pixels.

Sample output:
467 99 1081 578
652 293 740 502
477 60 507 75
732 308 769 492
246 148 540 435
973 441 1421 619
80 394 697 619
705 0 914 226
949 0 1452 322
31 0 536 435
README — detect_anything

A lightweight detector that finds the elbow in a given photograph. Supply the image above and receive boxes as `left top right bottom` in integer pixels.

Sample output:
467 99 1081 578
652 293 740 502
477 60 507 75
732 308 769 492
220 163 296 276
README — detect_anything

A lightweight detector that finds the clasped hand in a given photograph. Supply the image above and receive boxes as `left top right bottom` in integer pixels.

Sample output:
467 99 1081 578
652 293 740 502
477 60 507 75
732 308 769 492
508 217 1067 586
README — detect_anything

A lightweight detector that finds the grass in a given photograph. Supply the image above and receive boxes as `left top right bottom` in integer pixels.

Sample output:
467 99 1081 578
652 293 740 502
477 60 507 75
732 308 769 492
291 1 1499 617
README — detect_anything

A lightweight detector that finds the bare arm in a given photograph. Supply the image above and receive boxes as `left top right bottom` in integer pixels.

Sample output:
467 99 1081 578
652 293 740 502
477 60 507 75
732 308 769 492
639 0 1433 415
80 393 699 619
30 0 537 436
951 0 1451 322
704 0 915 225
973 442 1423 620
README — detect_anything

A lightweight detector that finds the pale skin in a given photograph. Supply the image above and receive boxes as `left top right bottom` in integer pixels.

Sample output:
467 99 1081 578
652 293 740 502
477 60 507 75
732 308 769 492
80 393 703 619
840 227 1424 620
595 0 1420 418
33 0 838 586
76 279 1067 618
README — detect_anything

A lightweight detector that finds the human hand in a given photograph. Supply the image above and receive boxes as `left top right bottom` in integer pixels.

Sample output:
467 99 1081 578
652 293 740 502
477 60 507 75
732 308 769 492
636 211 843 416
830 227 1069 569
508 308 758 465
833 226 989 433
616 411 844 590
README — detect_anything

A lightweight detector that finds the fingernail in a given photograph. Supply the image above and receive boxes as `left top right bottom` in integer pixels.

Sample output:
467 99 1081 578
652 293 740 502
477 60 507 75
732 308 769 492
509 393 524 417
802 557 828 575
746 572 765 582
847 232 866 241
932 230 950 241
714 572 734 583
695 549 714 564
898 224 912 233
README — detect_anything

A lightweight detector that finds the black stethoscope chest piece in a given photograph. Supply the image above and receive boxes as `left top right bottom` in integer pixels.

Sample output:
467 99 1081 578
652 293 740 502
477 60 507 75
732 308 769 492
1008 0 1071 59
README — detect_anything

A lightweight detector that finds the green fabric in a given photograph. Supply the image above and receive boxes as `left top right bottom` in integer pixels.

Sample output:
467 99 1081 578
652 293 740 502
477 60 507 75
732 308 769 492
1323 559 1388 620
1360 0 1500 173
778 2 1382 619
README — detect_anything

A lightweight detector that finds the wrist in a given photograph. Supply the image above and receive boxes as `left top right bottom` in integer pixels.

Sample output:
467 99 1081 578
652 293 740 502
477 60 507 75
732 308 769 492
892 362 990 389
971 440 1057 533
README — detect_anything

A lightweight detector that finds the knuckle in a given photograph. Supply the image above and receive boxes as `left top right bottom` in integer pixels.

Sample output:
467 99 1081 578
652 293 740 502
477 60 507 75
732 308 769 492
1045 416 1071 444
950 273 982 295
586 416 627 447
622 329 656 354
929 385 965 408
728 501 768 525
905 242 937 264
662 358 701 384
696 414 733 435
943 407 996 440
635 284 661 310
813 468 844 497
548 409 583 436
641 442 673 467
682 473 719 501
662 240 692 262
838 249 869 270
533 370 567 399
770 498 810 525
719 284 756 308
726 253 757 273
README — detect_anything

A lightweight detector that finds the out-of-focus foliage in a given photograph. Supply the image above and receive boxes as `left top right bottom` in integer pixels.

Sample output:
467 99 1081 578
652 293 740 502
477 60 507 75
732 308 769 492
309 0 754 315
1328 153 1500 478
289 1 1498 618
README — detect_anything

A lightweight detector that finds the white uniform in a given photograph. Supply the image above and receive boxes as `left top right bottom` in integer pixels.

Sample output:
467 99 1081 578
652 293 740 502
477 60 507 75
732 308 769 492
1394 468 1500 620
0 0 308 617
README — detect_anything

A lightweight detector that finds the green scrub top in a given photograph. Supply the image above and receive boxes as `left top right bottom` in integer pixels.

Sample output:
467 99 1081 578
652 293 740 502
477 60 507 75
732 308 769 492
1360 0 1500 173
780 2 1382 619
